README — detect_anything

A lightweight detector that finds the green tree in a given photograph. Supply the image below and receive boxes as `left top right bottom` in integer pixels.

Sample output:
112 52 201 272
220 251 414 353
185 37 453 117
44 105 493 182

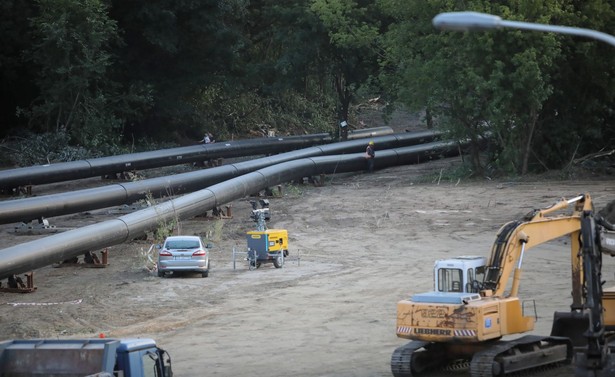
310 0 386 123
186 0 336 139
379 0 566 175
228 0 341 136
23 0 142 151
108 0 248 140
535 0 615 170
0 1 37 138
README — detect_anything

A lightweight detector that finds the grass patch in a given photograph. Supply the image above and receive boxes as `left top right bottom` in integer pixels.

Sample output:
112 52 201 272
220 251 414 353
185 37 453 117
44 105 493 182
416 162 476 185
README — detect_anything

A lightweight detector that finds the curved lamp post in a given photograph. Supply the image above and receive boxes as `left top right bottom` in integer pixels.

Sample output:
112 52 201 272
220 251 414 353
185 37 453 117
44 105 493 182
432 11 615 47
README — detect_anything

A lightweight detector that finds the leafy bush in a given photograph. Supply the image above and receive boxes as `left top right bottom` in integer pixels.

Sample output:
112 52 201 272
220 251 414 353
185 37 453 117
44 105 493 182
4 130 90 166
191 87 336 141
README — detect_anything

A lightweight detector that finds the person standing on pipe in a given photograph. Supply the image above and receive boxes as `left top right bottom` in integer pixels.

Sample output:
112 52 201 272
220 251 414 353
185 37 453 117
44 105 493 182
365 141 375 173
198 133 216 167
201 133 214 144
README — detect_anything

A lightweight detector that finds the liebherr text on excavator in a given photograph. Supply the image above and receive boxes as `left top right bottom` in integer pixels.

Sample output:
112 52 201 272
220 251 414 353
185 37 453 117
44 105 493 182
392 193 615 377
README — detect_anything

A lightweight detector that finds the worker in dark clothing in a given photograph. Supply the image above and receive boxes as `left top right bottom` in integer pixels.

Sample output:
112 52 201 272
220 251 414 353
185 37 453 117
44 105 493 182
365 141 375 173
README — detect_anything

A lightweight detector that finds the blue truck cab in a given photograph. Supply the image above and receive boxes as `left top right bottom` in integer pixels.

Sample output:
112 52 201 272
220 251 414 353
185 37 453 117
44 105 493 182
0 338 173 377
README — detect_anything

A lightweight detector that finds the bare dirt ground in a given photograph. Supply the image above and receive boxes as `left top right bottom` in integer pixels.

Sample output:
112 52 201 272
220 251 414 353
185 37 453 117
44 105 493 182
1 155 615 377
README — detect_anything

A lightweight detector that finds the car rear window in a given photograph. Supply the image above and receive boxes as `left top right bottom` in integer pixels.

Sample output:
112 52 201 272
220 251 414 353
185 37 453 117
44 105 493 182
165 240 200 249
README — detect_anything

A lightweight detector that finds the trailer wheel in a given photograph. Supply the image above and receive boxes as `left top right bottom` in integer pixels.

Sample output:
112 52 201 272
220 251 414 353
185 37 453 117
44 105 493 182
273 254 284 268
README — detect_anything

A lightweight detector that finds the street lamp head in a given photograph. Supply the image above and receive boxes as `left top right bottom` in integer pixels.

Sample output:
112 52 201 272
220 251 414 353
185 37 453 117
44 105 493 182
433 10 615 48
432 11 502 31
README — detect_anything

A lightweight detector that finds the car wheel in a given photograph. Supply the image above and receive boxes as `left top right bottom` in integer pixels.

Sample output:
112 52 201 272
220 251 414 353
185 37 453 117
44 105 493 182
157 270 165 278
201 270 209 278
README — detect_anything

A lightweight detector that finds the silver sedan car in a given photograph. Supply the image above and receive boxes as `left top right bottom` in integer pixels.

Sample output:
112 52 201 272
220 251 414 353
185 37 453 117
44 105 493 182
157 236 210 278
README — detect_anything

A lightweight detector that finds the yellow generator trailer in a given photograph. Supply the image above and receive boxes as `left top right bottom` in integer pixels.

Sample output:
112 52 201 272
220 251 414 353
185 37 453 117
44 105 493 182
246 229 288 269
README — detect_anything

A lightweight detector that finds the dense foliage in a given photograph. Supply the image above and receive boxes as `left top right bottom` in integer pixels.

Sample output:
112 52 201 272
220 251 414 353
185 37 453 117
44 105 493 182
1 0 614 175
379 0 615 175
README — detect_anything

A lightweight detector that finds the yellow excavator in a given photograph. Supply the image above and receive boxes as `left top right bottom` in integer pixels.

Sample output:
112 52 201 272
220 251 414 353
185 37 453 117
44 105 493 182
392 193 615 377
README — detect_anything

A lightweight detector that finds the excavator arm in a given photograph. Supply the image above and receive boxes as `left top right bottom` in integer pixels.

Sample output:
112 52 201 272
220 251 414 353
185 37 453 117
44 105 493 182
483 194 591 300
578 211 606 371
562 211 615 376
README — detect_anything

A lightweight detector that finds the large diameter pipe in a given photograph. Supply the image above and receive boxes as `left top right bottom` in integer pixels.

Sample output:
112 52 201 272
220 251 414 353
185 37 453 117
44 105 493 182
347 126 394 140
0 131 442 224
0 220 131 275
0 166 242 224
0 133 332 190
0 128 440 190
0 139 464 280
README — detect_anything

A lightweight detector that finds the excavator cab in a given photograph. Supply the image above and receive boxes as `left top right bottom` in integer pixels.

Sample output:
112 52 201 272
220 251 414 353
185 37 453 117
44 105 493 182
433 255 487 293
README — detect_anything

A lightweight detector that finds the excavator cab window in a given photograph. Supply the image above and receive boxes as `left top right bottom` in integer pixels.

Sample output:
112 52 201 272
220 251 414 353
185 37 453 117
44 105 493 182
467 268 474 292
465 266 486 293
475 266 485 282
437 268 463 292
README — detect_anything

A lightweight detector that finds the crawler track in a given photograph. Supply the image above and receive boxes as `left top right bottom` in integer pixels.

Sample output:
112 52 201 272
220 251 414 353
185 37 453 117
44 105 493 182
391 341 446 377
392 336 572 377
470 335 571 376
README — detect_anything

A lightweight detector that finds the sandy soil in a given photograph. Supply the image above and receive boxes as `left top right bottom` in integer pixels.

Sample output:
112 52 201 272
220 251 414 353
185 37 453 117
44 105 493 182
1 155 615 377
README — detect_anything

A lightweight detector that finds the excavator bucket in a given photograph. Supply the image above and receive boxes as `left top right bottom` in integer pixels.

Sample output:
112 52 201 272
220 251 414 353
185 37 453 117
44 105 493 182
551 311 589 348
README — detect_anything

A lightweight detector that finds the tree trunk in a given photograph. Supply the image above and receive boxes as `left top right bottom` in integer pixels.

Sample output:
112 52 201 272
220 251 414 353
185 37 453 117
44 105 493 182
520 110 538 175
470 135 484 176
334 73 350 122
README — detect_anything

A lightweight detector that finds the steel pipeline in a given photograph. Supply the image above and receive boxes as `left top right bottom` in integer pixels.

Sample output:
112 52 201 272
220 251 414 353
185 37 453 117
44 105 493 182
0 139 463 280
0 131 440 224
0 133 334 190
347 126 395 140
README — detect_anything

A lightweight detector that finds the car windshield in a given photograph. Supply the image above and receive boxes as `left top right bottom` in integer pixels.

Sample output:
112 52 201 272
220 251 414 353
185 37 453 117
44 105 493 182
165 240 200 249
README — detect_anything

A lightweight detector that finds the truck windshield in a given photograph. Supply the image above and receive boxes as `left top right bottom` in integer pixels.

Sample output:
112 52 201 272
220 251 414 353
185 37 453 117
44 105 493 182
143 351 159 377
